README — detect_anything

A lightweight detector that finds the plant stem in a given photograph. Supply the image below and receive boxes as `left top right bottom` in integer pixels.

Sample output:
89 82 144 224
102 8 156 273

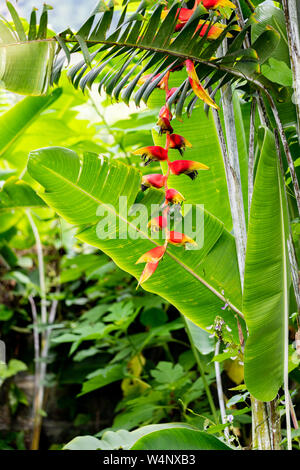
26 211 47 326
282 0 300 140
214 341 229 442
212 106 247 285
26 210 47 450
183 317 219 424
251 397 272 450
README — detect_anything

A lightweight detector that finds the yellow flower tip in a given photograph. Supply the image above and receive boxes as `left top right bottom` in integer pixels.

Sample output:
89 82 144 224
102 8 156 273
197 162 210 170
132 147 146 156
184 137 193 148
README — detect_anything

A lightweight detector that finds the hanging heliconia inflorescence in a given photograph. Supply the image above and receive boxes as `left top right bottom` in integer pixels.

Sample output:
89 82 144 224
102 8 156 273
133 43 225 286
132 0 239 287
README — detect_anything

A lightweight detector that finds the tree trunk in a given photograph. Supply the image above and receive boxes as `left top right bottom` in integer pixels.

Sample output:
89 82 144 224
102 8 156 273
251 397 281 450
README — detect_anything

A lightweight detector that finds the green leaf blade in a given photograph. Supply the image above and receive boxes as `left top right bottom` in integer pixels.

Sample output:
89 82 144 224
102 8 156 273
243 127 290 402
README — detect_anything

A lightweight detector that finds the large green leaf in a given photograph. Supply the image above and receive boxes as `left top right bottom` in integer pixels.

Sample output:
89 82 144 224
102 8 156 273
243 127 290 401
251 1 290 65
0 20 55 96
131 427 231 450
63 423 231 450
27 147 243 338
0 89 62 158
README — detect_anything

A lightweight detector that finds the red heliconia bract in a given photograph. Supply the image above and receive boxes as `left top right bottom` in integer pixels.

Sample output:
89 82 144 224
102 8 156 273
169 134 192 155
159 105 173 121
148 216 168 232
141 174 166 191
136 244 167 286
166 87 178 101
133 146 168 165
165 188 185 205
197 0 236 10
136 245 166 264
167 231 197 247
137 261 160 286
157 117 174 135
185 60 219 109
169 159 209 180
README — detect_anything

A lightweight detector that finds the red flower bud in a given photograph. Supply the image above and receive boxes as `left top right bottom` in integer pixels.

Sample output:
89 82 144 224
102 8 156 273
133 146 168 165
167 231 197 247
159 105 173 121
148 216 168 232
165 188 185 205
169 160 209 180
169 134 192 155
157 117 174 135
141 174 166 191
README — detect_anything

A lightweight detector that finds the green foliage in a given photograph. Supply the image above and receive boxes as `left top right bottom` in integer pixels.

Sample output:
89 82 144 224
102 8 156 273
243 127 290 401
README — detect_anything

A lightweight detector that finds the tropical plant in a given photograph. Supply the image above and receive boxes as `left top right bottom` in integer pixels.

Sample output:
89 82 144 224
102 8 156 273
0 0 300 451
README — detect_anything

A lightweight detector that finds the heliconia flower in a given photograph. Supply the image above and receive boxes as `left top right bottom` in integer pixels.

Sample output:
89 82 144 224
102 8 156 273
165 188 185 205
136 244 166 264
148 216 168 232
138 73 168 90
133 146 168 165
137 261 159 286
169 7 197 31
169 159 209 180
196 21 239 39
167 231 197 247
185 60 219 109
166 87 179 101
159 105 173 121
169 134 192 155
197 0 236 10
157 117 174 135
141 174 166 191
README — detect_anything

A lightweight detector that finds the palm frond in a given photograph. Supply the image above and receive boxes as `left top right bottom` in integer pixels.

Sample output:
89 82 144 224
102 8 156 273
52 0 268 117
